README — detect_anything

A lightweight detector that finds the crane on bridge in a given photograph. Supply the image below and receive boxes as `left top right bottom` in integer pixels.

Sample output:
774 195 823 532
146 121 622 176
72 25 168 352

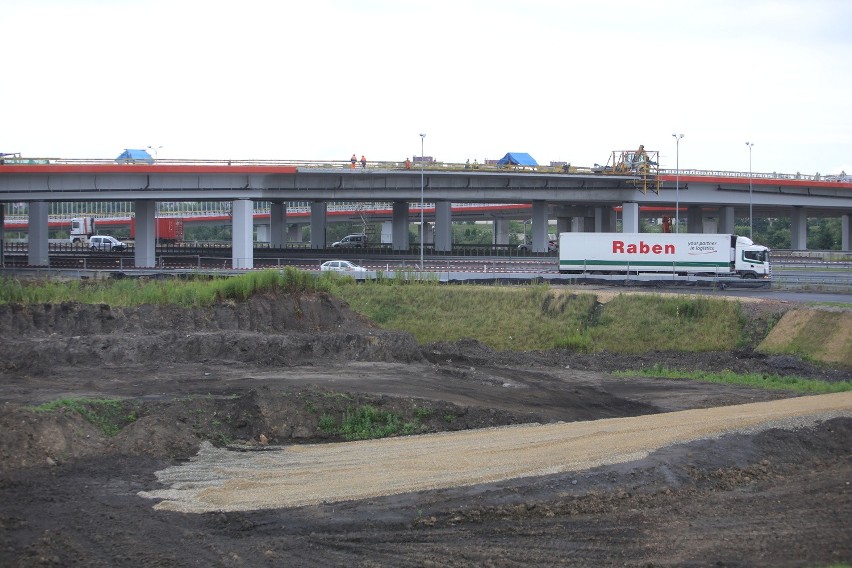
593 145 660 195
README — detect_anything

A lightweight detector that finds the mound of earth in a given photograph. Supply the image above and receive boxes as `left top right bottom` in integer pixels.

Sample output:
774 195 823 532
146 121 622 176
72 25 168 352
0 292 849 566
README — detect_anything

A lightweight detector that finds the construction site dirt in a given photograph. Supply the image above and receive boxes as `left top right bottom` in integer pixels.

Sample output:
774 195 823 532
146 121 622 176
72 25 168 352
0 294 849 567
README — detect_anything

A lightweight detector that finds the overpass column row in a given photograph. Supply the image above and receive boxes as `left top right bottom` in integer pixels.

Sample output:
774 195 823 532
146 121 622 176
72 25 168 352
27 202 49 266
232 199 253 269
310 202 328 249
269 202 287 248
621 202 640 233
531 201 549 252
791 206 807 250
391 202 410 251
434 201 452 251
133 200 156 268
0 203 4 266
719 206 735 234
843 213 850 251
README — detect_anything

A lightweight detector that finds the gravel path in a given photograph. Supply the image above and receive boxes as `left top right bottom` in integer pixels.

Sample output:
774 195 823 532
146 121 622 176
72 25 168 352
140 391 852 513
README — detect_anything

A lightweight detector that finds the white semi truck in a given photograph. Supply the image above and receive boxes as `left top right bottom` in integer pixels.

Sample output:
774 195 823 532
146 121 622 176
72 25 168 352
70 217 97 244
558 233 771 279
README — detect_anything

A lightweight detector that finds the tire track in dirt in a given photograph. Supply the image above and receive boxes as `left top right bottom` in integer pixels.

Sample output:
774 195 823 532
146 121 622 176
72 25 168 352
140 391 852 513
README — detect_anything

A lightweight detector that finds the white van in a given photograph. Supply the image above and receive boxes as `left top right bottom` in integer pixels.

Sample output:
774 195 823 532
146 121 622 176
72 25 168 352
331 234 367 248
89 235 127 252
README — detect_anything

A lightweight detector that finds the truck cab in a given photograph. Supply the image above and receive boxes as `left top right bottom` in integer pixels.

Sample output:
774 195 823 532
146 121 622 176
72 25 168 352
733 236 771 278
70 217 96 244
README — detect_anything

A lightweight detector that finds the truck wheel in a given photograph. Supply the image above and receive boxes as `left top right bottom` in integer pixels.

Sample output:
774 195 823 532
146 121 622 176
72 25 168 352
743 273 757 279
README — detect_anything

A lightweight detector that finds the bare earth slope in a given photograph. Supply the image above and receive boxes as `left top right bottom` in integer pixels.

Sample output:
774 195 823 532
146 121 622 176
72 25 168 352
0 293 850 567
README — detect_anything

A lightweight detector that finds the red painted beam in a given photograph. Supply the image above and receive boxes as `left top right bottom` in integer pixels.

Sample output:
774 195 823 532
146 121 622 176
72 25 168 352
0 164 298 174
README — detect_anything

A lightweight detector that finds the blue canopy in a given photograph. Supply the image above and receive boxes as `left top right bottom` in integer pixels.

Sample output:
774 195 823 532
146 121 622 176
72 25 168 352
496 152 538 166
115 149 154 164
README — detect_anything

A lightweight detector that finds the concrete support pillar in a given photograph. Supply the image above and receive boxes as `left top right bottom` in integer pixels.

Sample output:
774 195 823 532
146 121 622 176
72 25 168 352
532 200 549 252
434 201 452 251
842 213 850 251
134 200 156 268
256 225 270 243
28 202 49 266
595 206 616 232
381 221 392 245
494 218 511 245
269 201 287 247
791 206 807 250
391 201 409 251
621 202 640 233
0 203 5 267
288 224 302 243
687 206 703 233
423 222 433 246
570 217 585 232
556 217 570 234
310 202 328 249
719 206 735 235
232 199 254 269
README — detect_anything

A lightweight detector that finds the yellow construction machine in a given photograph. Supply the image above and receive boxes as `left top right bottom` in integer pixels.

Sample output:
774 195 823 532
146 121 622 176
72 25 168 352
593 145 660 194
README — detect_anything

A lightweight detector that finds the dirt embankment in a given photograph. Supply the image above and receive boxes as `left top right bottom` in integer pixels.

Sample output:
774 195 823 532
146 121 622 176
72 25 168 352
0 292 850 567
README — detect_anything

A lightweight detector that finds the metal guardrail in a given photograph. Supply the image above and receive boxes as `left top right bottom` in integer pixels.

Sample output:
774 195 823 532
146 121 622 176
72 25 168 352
4 156 849 183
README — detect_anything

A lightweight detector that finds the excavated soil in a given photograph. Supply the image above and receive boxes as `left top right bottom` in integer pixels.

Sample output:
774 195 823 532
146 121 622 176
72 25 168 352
0 292 850 567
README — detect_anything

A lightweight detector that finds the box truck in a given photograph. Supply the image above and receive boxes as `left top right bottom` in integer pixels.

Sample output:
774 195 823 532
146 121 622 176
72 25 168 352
558 233 771 279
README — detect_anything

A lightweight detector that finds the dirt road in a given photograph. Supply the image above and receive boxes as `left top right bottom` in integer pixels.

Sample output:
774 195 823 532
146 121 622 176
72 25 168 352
143 392 852 513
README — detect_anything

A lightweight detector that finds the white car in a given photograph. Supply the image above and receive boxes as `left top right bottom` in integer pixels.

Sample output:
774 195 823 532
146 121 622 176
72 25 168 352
89 235 127 252
320 260 369 275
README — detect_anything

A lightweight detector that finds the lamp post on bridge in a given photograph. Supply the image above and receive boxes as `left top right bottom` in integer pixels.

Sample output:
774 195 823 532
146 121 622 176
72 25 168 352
746 142 754 239
147 145 163 162
671 133 683 233
419 133 426 271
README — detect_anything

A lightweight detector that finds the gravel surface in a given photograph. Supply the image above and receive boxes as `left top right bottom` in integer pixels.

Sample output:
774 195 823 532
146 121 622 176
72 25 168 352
140 391 852 513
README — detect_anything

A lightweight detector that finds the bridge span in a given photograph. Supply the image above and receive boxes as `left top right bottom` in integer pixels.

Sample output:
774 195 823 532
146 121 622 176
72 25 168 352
1 159 850 269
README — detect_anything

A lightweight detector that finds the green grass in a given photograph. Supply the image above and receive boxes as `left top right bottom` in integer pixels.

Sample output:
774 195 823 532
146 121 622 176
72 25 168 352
336 284 748 353
0 268 340 307
31 398 139 436
322 405 418 441
614 366 852 394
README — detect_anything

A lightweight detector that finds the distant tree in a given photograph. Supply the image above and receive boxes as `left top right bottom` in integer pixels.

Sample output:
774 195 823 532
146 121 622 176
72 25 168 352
808 218 841 250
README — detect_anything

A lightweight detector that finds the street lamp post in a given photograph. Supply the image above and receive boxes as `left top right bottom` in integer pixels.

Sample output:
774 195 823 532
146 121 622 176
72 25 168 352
419 133 426 271
671 134 683 233
147 145 163 162
746 142 754 239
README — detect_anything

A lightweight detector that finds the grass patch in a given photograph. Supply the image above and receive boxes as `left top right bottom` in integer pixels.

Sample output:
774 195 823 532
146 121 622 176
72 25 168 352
321 405 418 441
614 366 852 394
31 398 139 436
337 284 749 354
337 284 599 351
0 268 339 308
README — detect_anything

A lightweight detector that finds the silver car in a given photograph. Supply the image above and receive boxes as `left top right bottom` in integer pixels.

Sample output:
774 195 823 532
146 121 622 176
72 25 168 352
320 260 367 274
89 235 127 252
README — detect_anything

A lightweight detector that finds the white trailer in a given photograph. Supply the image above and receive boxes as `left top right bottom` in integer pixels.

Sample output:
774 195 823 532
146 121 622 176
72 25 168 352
558 233 771 279
70 217 96 244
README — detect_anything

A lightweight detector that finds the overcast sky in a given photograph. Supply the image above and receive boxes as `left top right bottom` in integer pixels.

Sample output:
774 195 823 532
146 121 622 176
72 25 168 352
2 0 850 176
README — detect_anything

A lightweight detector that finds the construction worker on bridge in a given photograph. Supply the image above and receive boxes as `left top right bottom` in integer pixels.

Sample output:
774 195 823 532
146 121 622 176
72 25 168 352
361 155 367 169
404 157 412 169
350 154 357 169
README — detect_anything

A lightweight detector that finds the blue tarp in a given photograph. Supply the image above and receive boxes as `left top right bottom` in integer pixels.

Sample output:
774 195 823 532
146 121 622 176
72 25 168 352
496 152 538 166
115 149 154 164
